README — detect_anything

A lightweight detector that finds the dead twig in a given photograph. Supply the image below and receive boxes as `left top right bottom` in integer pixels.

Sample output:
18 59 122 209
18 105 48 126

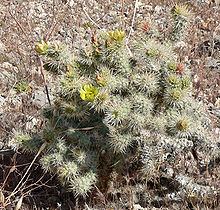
126 0 139 44
4 143 47 206
39 58 51 106
44 0 66 41
82 6 101 29
8 6 33 46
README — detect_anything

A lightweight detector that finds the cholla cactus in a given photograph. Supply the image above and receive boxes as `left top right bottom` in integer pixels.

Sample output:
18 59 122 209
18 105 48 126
170 4 191 41
35 40 74 73
13 7 219 205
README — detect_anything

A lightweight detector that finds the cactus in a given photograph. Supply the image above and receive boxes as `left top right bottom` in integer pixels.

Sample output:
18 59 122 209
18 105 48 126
12 5 219 205
14 81 32 93
170 4 191 41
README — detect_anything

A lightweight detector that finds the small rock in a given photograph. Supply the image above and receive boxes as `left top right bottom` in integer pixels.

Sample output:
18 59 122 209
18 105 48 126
154 5 163 13
0 41 6 53
133 204 144 210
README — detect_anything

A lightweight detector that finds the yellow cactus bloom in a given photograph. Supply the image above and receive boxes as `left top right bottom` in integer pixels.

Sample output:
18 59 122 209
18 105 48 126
107 29 125 43
35 40 49 55
80 84 99 102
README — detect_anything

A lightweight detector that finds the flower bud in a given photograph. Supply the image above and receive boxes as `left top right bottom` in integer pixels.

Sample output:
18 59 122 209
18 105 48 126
35 40 49 55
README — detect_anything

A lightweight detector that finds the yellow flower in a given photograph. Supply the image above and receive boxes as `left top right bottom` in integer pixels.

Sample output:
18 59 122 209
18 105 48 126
107 29 125 43
35 40 49 55
80 84 99 102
